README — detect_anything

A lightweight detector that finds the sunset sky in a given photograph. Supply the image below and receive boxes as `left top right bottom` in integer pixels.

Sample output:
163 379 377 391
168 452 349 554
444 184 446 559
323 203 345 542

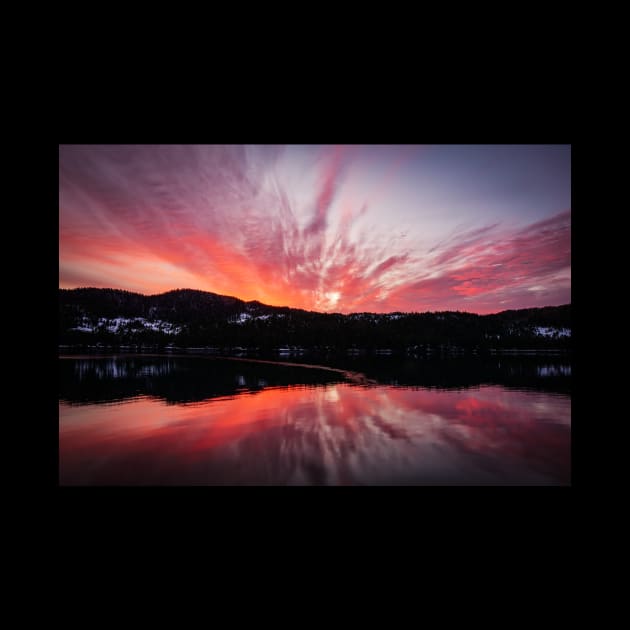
59 144 570 314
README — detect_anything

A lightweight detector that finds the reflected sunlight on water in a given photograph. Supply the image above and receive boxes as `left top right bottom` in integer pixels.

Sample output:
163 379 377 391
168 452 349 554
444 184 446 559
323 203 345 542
59 380 570 486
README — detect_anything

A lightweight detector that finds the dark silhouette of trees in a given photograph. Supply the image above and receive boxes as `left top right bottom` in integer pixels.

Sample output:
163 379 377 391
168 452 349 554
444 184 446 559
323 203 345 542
59 288 571 353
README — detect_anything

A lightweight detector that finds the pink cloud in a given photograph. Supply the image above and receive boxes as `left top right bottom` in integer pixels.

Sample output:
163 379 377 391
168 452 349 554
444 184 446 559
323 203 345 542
60 146 570 313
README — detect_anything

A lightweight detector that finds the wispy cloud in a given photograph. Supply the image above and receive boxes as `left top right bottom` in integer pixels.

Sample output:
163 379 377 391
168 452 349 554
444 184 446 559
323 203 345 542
60 145 570 313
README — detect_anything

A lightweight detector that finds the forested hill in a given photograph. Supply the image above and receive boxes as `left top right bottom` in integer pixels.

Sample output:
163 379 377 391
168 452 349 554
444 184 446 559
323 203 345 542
59 288 571 352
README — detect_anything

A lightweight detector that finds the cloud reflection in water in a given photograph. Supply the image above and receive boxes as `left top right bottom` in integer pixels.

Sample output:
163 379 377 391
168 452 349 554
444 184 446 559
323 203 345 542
59 383 570 485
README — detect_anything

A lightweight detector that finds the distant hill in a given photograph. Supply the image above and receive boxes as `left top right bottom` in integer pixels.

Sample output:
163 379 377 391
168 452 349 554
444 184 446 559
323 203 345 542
59 287 571 353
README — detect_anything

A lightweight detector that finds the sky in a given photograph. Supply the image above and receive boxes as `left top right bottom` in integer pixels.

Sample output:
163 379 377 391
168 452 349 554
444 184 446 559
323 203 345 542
59 144 571 314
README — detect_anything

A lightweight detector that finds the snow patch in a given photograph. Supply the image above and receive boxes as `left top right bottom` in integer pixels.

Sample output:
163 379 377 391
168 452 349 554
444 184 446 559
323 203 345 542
70 316 181 335
533 326 571 338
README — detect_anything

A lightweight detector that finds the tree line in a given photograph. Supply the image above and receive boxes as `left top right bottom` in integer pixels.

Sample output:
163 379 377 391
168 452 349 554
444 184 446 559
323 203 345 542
59 288 571 351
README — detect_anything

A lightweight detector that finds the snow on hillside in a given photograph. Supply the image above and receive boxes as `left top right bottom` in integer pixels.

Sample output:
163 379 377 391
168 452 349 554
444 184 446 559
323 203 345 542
69 311 290 334
533 326 571 338
70 317 182 335
231 313 252 323
230 312 283 325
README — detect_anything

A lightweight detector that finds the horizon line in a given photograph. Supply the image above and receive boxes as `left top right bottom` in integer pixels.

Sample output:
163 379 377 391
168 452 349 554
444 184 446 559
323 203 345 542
58 286 571 318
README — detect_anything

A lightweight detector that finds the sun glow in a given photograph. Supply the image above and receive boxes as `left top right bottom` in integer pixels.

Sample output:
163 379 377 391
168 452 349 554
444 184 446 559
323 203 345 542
60 145 571 313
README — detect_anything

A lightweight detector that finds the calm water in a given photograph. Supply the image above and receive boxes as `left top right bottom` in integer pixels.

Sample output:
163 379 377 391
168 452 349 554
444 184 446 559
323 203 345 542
59 354 571 485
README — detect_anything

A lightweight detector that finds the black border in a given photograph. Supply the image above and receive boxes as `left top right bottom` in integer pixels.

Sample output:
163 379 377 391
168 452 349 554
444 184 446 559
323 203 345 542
50 101 575 533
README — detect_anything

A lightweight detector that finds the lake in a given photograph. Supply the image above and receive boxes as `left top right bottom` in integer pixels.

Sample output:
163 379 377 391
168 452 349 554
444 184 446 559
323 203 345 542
59 354 571 485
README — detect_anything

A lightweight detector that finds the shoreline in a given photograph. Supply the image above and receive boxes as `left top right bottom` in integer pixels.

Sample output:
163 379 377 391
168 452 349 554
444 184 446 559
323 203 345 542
58 352 377 386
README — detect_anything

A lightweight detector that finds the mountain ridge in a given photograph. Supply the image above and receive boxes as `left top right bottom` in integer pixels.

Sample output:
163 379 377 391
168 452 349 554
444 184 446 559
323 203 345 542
59 286 569 318
59 287 571 352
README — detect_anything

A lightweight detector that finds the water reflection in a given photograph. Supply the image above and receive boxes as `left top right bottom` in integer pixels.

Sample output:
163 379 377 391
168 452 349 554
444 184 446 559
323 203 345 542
536 364 571 377
59 356 571 485
59 354 571 407
59 355 342 405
